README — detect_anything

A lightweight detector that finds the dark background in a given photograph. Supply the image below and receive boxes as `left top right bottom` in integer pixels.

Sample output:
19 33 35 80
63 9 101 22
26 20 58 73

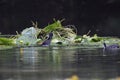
0 0 120 37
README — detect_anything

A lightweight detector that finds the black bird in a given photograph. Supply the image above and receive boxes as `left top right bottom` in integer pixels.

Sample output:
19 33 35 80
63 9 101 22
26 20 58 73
103 43 119 50
103 43 120 56
41 32 53 46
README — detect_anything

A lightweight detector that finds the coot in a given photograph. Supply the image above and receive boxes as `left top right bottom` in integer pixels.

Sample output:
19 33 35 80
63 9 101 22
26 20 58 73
41 32 53 46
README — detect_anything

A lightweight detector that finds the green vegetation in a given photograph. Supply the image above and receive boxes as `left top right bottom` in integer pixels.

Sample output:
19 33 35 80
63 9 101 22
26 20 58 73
0 20 120 50
43 20 62 33
0 37 15 45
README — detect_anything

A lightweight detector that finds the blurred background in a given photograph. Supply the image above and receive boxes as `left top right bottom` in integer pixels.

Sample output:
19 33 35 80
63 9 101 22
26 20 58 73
0 0 120 37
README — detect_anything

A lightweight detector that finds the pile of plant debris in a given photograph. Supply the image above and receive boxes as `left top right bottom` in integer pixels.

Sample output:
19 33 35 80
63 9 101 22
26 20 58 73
0 20 120 50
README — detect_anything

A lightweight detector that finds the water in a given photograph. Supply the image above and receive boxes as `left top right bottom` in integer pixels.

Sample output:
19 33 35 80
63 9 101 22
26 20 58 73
0 46 120 80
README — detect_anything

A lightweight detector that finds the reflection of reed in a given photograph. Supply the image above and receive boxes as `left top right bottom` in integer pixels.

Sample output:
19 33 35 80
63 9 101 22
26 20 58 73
19 47 39 68
20 48 23 61
0 46 120 80
38 46 77 66
19 46 89 69
37 47 62 68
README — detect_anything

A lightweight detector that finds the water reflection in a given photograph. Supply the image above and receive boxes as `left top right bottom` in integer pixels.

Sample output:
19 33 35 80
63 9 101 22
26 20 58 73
0 46 120 80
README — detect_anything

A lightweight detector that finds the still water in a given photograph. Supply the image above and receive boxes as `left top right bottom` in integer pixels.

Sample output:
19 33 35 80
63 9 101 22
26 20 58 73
0 46 120 80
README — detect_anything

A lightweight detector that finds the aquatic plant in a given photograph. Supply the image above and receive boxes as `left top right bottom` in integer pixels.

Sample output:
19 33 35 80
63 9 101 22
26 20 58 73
37 20 77 45
1 19 120 49
0 37 15 45
14 20 75 46
43 20 62 33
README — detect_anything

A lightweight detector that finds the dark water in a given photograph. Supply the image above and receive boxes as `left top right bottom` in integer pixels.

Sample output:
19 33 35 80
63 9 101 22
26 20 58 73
0 46 120 80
